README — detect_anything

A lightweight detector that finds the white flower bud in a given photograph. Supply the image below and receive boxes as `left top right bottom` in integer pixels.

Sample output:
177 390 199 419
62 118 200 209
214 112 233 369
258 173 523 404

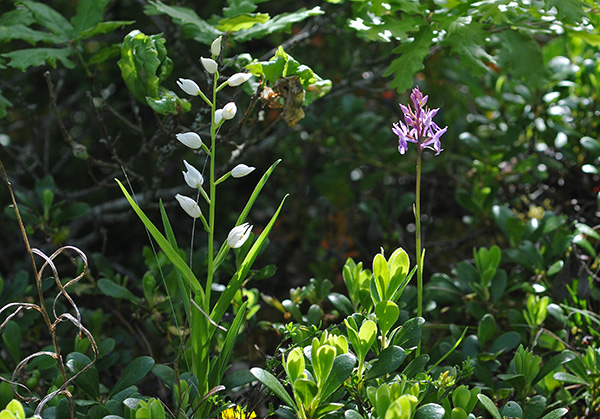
231 164 255 178
211 36 222 56
214 109 223 125
227 73 252 87
201 57 218 74
177 78 201 96
222 102 237 120
182 160 204 188
175 194 202 218
176 132 202 149
227 222 253 248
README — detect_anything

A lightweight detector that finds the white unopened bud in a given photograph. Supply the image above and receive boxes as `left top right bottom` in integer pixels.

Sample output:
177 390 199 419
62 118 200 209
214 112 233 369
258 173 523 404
182 160 204 189
175 194 202 218
201 57 218 74
211 36 222 56
227 73 252 87
231 164 255 178
214 109 223 125
176 132 202 149
177 78 201 96
222 102 237 120
227 222 253 248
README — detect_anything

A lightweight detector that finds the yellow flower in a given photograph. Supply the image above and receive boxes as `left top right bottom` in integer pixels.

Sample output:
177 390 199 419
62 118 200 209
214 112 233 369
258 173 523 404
221 405 257 419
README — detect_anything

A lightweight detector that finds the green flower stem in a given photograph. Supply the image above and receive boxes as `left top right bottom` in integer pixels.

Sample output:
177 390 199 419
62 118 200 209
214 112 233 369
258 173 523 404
205 70 219 310
415 148 423 357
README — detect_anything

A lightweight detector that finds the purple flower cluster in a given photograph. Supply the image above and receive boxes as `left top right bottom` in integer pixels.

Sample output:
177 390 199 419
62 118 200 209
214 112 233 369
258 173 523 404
392 87 448 155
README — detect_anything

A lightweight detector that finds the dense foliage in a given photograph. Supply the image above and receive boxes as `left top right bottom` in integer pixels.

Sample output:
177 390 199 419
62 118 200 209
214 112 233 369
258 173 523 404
0 0 599 418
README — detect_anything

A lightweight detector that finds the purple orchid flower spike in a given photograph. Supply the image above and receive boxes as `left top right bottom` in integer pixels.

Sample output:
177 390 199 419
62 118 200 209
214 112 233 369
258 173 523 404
392 87 448 155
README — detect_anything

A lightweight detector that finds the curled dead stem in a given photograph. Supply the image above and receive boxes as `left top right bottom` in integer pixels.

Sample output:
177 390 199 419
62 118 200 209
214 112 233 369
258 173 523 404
0 157 98 418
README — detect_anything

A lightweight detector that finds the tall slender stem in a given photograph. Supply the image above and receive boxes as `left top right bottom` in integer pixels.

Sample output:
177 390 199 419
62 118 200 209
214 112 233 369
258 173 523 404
415 148 423 357
205 71 218 310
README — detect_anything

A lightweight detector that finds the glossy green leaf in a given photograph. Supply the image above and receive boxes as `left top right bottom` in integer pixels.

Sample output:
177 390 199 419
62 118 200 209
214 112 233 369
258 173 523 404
66 352 99 400
450 407 468 419
313 345 336 385
375 301 399 336
393 317 425 348
373 253 389 300
293 379 317 407
328 292 353 316
285 347 305 383
477 313 496 345
345 409 365 419
2 321 21 363
109 356 155 397
477 394 502 419
358 320 377 352
540 408 569 419
402 354 429 378
414 403 445 419
500 401 522 418
523 395 546 419
489 331 520 354
533 350 576 386
250 368 296 410
552 372 588 385
319 353 356 401
151 364 176 389
365 346 406 380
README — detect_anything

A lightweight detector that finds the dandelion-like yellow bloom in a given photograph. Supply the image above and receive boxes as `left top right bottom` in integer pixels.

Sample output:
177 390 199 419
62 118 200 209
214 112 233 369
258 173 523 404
221 405 257 419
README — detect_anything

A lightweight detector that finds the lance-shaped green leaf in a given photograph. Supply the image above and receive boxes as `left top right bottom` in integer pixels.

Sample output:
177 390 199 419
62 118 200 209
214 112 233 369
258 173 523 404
211 195 287 325
250 368 296 411
213 160 281 271
209 302 248 388
115 179 204 298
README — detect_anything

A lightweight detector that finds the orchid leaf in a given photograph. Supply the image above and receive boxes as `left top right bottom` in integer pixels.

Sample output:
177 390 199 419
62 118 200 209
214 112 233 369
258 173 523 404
211 195 287 325
115 179 204 298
